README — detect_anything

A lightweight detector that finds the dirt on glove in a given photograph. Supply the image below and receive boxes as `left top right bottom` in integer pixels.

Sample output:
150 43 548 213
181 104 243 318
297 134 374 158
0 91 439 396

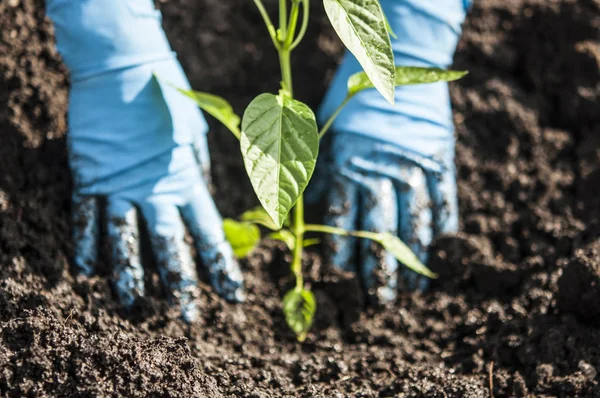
1 0 600 396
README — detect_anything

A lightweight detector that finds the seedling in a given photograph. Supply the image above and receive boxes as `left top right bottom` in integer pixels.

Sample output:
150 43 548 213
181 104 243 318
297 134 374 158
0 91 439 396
175 0 466 341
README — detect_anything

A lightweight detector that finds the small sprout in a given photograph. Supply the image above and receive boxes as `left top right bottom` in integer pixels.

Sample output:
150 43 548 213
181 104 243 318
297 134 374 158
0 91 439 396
179 0 466 342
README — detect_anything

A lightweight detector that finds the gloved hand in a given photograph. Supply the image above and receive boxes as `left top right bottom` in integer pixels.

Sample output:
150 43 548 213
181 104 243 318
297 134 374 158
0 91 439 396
316 0 471 303
46 0 244 322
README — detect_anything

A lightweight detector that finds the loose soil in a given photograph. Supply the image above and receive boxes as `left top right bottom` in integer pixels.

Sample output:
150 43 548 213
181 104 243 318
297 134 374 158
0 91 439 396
1 0 600 396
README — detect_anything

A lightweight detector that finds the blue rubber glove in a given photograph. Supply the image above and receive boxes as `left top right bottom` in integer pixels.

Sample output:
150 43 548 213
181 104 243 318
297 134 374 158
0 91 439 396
46 0 244 322
316 0 471 303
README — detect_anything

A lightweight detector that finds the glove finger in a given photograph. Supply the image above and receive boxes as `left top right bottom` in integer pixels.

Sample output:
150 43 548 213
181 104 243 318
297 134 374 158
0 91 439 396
323 173 360 273
355 159 453 242
369 140 458 238
72 193 99 276
140 200 199 322
427 165 459 237
180 180 245 303
348 150 440 291
106 197 145 307
396 166 434 292
357 177 399 305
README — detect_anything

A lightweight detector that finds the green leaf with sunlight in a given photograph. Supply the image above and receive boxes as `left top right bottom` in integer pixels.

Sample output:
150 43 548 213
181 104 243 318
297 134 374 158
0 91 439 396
283 288 316 342
177 88 241 139
240 93 319 229
376 232 437 278
348 66 468 98
223 219 261 258
323 0 396 103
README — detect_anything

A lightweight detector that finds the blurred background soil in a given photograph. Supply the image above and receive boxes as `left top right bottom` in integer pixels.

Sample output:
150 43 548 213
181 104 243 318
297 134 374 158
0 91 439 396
1 0 600 396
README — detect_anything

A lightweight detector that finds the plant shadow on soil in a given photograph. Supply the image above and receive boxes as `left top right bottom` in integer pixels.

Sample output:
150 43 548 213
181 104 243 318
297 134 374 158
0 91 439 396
1 0 600 397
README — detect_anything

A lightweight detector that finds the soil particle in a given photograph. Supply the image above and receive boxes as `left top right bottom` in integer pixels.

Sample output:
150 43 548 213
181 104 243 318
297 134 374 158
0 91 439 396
1 0 600 396
557 240 600 324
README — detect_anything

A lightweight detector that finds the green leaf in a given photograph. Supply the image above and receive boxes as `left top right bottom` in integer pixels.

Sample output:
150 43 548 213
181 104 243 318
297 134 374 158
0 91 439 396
323 0 396 104
348 66 468 98
223 219 261 258
240 93 319 229
269 229 296 250
303 238 321 248
240 206 280 230
376 232 437 279
176 88 241 139
283 288 316 342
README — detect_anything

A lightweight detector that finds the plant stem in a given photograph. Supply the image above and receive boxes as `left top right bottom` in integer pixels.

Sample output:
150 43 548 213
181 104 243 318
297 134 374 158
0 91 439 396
292 195 305 290
318 96 350 138
253 0 280 50
276 0 309 293
278 0 295 95
278 0 306 291
305 224 379 240
285 1 301 47
279 0 288 39
290 0 310 50
279 49 293 97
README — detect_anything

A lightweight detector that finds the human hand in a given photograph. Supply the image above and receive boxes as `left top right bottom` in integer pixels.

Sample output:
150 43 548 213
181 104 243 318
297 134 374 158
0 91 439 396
313 0 470 303
47 0 244 321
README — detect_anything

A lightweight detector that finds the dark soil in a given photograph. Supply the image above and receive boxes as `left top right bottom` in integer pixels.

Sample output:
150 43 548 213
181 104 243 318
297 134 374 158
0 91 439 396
1 0 600 396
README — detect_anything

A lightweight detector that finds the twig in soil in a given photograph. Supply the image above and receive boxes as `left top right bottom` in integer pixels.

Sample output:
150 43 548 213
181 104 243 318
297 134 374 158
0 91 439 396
383 365 395 379
488 361 495 398
64 308 75 323
337 375 352 384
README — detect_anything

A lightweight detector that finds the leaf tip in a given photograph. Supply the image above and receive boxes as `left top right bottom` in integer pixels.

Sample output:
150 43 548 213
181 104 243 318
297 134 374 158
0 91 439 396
269 211 284 230
427 271 439 279
385 90 395 106
452 70 469 81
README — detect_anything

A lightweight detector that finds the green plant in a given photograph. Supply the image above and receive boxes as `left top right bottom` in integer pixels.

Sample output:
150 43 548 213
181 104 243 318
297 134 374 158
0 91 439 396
176 0 466 341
